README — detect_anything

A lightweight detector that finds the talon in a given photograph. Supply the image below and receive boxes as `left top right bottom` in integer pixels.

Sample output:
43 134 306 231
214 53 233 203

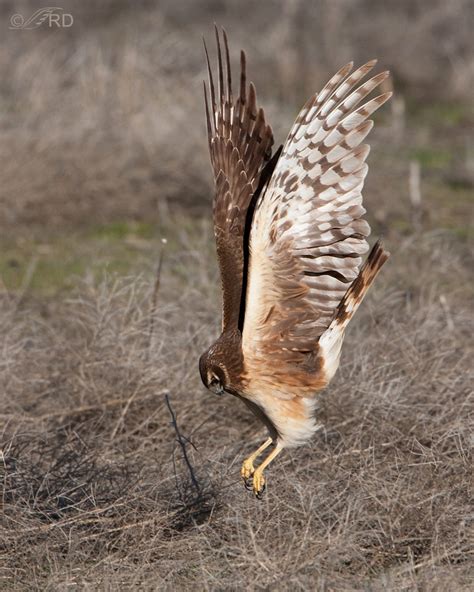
252 470 266 499
244 477 253 491
255 483 266 500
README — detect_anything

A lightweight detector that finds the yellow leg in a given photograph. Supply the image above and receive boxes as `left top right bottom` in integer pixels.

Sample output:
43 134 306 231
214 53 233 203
252 444 283 499
241 437 273 484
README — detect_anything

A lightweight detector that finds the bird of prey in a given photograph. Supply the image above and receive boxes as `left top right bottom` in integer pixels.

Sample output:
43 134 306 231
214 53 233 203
199 28 391 499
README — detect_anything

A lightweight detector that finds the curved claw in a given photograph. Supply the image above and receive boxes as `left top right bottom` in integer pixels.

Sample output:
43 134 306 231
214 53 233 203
252 471 266 499
254 482 266 500
244 477 254 491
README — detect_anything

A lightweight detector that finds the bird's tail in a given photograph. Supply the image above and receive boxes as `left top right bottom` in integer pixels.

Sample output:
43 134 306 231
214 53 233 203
333 239 390 331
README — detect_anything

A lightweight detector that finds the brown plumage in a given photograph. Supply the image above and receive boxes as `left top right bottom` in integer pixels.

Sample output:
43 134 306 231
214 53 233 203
203 27 274 332
199 27 391 499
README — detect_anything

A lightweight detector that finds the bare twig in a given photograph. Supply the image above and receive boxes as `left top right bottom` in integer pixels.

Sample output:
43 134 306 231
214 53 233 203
164 394 200 496
147 239 166 356
409 160 422 231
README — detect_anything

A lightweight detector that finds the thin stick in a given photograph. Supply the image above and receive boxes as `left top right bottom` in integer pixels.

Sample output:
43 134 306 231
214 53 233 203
409 160 422 231
147 240 166 356
164 394 201 495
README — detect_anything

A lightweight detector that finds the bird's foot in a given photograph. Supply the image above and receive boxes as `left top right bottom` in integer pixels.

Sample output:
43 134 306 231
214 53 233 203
241 458 255 490
252 469 266 500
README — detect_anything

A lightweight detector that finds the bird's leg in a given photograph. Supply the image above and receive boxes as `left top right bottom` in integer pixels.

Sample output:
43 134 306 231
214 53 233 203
241 437 273 488
252 443 283 500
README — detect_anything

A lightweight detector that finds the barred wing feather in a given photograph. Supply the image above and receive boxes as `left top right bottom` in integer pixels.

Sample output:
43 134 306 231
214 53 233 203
242 62 391 391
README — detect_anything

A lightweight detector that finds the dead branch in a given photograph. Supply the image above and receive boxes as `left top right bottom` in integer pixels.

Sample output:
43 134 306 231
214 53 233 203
164 394 200 497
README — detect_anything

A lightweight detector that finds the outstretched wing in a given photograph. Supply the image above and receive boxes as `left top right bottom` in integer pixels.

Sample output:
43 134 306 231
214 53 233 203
204 28 274 332
241 61 391 396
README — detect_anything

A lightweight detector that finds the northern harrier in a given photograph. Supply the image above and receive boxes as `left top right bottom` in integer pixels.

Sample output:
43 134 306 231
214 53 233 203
199 28 391 498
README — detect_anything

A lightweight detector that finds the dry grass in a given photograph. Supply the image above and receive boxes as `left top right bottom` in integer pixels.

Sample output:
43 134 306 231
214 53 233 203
1 233 472 590
0 1 473 590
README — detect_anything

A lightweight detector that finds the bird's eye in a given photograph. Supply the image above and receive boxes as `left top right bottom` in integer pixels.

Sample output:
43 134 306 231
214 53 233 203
210 375 219 386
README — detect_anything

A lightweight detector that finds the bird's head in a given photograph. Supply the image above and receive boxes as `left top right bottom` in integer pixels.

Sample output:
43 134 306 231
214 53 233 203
199 330 243 396
199 349 227 395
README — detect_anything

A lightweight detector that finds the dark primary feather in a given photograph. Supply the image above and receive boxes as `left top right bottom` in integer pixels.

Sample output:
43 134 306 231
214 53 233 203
203 26 274 332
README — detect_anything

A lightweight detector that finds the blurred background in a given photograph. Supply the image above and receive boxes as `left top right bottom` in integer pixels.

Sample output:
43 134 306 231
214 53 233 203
1 2 473 590
0 0 472 294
